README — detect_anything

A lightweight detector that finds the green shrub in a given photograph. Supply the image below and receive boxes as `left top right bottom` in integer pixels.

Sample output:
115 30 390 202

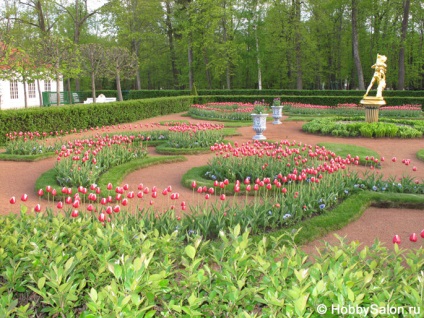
0 96 193 145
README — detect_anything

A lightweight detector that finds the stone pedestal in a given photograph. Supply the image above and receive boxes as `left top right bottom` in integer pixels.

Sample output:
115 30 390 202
360 96 386 123
271 106 283 124
251 113 268 140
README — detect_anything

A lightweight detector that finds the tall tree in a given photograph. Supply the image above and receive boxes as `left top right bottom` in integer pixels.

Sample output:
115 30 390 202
351 0 364 90
104 47 138 101
398 0 410 90
80 43 106 103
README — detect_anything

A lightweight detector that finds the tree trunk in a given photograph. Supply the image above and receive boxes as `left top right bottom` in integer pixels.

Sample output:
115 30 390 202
91 72 96 103
37 79 42 106
188 38 194 91
116 72 123 101
56 69 60 106
352 0 365 90
398 0 410 90
255 27 262 90
165 0 179 89
294 0 302 90
203 48 212 89
67 78 72 104
23 78 28 108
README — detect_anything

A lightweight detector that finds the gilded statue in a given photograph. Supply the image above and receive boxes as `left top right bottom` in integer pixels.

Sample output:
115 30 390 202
364 54 387 98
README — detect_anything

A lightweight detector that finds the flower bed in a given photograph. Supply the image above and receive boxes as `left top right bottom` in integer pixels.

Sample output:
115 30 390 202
188 102 270 121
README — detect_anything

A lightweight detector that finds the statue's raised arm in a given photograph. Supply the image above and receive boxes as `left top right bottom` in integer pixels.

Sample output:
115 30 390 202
364 54 387 98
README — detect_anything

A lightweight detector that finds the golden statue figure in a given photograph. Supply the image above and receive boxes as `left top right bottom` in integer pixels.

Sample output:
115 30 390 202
364 54 387 98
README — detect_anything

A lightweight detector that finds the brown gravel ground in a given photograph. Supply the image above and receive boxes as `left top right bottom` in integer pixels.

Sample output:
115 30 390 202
1 113 423 250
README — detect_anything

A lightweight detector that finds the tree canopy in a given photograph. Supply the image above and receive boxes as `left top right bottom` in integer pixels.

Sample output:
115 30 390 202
1 0 423 91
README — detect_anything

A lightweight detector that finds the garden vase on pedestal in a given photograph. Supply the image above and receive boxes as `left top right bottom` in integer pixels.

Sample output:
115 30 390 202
271 106 283 124
251 113 268 140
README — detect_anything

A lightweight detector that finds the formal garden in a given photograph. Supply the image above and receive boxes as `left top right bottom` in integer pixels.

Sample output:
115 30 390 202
0 93 422 316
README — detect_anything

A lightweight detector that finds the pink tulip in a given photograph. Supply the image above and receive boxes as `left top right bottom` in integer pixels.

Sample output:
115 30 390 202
9 196 16 204
409 233 418 242
392 235 401 244
57 201 63 209
21 194 28 202
38 189 44 196
71 210 79 218
34 204 41 213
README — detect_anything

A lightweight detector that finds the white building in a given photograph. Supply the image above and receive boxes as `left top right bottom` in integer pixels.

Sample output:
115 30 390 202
0 78 64 110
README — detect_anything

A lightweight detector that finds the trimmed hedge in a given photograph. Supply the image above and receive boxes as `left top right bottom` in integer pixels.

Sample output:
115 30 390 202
193 95 424 108
0 96 193 145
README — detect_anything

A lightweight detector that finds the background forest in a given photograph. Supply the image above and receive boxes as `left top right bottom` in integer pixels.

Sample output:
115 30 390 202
0 0 423 92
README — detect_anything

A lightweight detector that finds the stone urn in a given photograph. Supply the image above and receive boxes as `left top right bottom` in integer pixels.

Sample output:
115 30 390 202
251 113 268 140
271 106 283 124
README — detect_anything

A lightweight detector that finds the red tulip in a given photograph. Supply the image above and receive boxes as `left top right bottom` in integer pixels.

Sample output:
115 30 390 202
152 192 158 199
197 187 203 194
392 235 401 244
90 184 97 190
137 191 143 198
98 213 106 222
9 196 16 204
391 157 397 162
65 196 72 204
51 189 57 196
21 194 28 202
115 193 122 201
57 201 63 209
96 187 101 194
100 197 107 205
46 185 52 193
71 210 79 218
38 189 44 196
421 230 424 238
220 194 226 201
412 166 417 171
107 183 113 190
205 194 210 200
137 183 144 190
61 187 68 194
162 189 168 196
34 204 42 213
72 200 80 208
123 184 129 191
143 187 150 194
113 205 121 213
409 233 418 242
67 188 72 195
121 198 128 206
208 188 214 194
87 204 94 212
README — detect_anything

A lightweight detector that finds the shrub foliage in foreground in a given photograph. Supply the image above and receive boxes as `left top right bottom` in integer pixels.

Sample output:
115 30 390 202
1 214 424 317
302 118 424 138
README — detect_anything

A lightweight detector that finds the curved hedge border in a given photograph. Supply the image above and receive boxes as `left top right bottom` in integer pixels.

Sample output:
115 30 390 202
302 118 424 138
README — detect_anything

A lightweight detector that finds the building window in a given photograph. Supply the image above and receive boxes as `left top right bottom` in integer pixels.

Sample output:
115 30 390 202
44 80 51 92
10 80 18 99
28 82 36 98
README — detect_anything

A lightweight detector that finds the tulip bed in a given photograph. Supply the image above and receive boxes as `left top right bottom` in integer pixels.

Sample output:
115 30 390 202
188 102 270 121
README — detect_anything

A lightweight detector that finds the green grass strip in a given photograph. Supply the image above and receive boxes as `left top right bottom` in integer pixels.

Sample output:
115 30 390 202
417 149 424 162
34 155 187 200
248 191 424 246
0 152 56 162
155 144 212 155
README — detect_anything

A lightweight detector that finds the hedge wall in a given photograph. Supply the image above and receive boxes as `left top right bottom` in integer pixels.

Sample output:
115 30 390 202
0 96 193 145
193 95 424 108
